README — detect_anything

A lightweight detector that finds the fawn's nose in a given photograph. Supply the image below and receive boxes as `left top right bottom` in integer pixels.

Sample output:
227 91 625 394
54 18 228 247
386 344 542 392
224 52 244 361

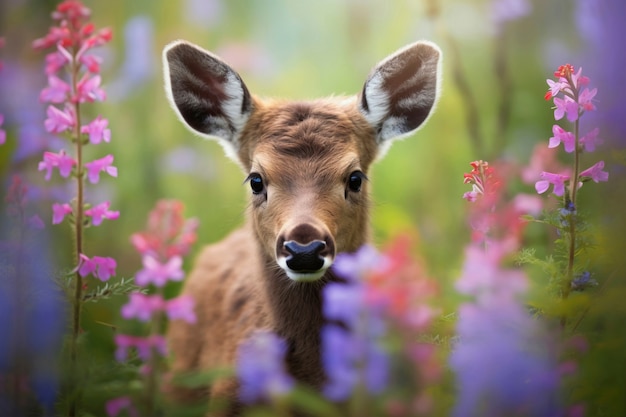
284 240 326 272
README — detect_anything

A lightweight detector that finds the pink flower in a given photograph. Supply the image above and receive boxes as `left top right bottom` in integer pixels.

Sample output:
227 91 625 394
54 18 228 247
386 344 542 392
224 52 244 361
44 50 69 75
105 396 138 417
166 295 197 323
75 73 106 102
78 254 117 281
553 96 579 122
84 154 117 184
0 114 5 145
44 104 76 133
85 201 119 226
548 125 575 153
579 128 602 152
535 171 570 196
121 293 165 321
81 115 110 144
38 149 77 180
579 161 608 183
79 53 102 73
40 75 71 103
52 202 73 224
545 79 565 100
114 334 167 362
135 255 184 287
578 87 597 112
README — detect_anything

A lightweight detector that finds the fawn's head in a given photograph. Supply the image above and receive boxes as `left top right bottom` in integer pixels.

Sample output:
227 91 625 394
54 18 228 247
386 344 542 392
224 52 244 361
163 40 441 282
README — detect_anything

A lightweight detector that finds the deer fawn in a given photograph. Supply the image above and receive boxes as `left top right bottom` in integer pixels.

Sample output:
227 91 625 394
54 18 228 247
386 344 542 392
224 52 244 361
163 39 441 414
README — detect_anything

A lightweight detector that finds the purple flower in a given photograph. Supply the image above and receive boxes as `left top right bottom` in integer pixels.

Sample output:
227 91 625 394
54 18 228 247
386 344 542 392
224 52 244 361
120 293 164 321
85 201 119 226
0 113 6 145
105 396 138 417
135 255 184 287
52 202 72 224
78 254 117 281
81 115 110 144
553 96 579 122
39 75 70 103
548 125 576 153
44 104 75 133
84 154 117 184
332 244 387 282
579 160 608 183
579 127 602 152
237 331 294 403
166 295 197 323
571 271 598 291
114 334 167 362
38 150 77 180
578 87 597 111
535 171 570 196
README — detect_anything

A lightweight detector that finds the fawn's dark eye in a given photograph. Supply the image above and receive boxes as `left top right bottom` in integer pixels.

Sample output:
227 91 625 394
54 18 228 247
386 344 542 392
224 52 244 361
247 173 265 194
347 171 366 194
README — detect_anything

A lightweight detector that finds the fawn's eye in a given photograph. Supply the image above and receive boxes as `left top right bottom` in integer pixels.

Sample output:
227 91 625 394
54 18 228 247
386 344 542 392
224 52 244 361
247 173 265 195
347 171 366 194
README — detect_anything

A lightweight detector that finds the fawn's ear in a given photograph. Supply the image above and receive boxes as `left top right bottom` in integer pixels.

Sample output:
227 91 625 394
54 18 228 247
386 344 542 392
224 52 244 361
163 40 253 161
358 41 441 155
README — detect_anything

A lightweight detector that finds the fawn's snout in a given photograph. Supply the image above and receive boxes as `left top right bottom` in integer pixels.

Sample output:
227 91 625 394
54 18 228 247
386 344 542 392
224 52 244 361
276 223 335 281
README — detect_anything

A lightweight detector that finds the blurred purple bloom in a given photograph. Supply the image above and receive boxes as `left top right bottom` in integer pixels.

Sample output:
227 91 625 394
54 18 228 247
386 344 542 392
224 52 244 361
84 201 119 226
84 154 117 184
332 244 387 282
571 271 598 291
548 125 575 153
39 75 70 103
52 202 72 224
553 96 579 122
81 115 110 144
0 114 5 145
114 334 167 362
121 293 164 321
166 295 197 323
105 396 138 417
578 87 597 112
237 331 294 403
579 160 608 183
135 254 184 287
579 127 602 152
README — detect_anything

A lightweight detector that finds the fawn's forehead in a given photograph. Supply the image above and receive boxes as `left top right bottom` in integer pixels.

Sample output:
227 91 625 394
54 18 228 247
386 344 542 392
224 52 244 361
244 101 376 179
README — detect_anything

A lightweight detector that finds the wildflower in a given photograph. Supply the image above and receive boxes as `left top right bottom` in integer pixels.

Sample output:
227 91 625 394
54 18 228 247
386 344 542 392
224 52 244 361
114 334 167 362
165 295 197 323
571 271 598 291
553 96 579 122
40 75 71 103
79 53 102 73
81 115 111 144
44 49 70 75
52 202 73 224
44 104 75 133
84 201 119 226
105 396 138 417
545 78 565 100
75 73 106 102
579 128 602 152
135 254 184 287
237 331 294 403
38 150 77 180
78 254 117 281
579 160 608 183
0 114 5 145
548 125 576 153
535 171 570 196
578 87 597 112
120 293 165 322
84 154 117 184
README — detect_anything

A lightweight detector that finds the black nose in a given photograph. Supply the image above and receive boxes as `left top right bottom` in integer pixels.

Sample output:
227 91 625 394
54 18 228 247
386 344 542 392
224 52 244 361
284 240 326 272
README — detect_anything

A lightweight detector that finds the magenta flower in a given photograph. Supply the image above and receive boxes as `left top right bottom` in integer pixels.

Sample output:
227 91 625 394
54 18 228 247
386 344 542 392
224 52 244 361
579 161 609 183
545 78 565 99
548 125 575 153
81 115 110 144
52 202 73 224
84 201 119 226
84 154 117 184
135 255 184 287
553 96 579 122
44 104 76 133
44 50 69 75
78 254 117 281
165 295 197 323
79 53 103 73
121 293 165 321
0 114 5 145
38 150 77 180
75 73 106 102
578 87 597 112
535 171 570 196
105 396 138 417
579 128 602 152
114 334 167 362
40 75 71 103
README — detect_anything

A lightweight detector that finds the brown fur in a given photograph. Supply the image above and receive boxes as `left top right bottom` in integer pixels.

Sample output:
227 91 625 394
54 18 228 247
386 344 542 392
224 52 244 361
163 40 441 416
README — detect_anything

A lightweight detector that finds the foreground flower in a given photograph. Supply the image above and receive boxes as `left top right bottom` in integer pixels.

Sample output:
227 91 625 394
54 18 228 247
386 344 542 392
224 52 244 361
579 160 609 183
81 115 110 144
84 154 117 183
237 331 294 403
38 150 77 180
78 254 117 281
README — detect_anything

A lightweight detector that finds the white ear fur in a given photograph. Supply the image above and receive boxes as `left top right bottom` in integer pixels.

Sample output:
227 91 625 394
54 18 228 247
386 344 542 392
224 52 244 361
359 41 442 157
162 40 253 162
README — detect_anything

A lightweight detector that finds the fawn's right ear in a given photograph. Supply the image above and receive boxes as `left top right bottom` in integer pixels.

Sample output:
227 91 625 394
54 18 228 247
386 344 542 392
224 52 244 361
163 40 253 161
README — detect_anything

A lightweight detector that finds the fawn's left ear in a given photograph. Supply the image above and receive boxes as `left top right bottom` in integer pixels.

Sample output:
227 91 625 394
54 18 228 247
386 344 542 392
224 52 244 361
358 41 441 152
